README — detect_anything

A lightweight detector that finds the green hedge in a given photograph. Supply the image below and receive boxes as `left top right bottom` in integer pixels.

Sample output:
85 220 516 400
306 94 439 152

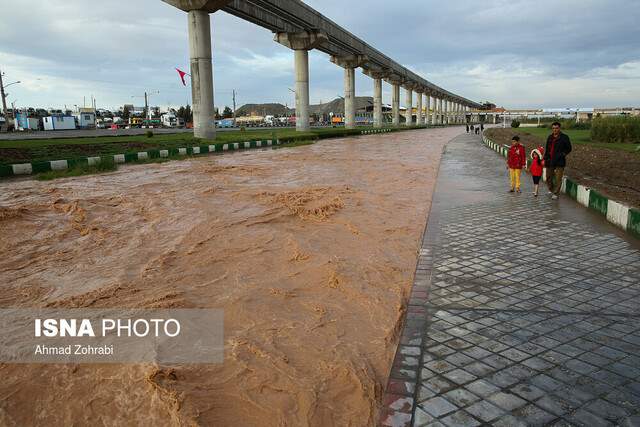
591 116 640 144
629 209 640 238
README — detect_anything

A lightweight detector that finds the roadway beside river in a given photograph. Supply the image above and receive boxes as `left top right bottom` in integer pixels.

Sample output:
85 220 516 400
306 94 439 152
0 125 324 141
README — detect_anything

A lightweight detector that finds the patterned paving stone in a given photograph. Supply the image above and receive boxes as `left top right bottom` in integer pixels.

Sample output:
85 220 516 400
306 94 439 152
442 387 481 407
487 391 528 411
440 410 481 427
513 404 557 426
510 382 547 402
442 369 477 385
380 133 640 426
464 400 504 422
564 408 614 427
419 396 458 418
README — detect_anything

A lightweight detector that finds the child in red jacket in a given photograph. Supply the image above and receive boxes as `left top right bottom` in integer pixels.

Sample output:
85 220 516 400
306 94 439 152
529 147 544 197
507 136 526 193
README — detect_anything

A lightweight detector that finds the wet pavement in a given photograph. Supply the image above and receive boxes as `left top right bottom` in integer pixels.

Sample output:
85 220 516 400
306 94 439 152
382 132 640 427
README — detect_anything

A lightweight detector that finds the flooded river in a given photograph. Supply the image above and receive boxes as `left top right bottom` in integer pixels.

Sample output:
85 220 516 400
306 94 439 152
0 127 462 426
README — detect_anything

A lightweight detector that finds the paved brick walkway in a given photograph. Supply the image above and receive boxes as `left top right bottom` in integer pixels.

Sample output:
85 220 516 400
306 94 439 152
381 132 640 427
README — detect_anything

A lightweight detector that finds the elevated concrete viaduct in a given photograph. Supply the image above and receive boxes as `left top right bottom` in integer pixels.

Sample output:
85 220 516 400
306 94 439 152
163 0 482 139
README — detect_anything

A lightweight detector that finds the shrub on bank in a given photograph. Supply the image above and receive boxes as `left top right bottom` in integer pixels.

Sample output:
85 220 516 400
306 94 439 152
511 120 520 128
591 116 640 144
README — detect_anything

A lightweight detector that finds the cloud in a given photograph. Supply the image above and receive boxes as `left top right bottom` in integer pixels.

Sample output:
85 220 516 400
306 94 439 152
228 51 292 77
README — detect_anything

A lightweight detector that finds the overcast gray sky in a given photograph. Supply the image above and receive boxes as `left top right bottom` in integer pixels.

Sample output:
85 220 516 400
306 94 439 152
1 0 638 111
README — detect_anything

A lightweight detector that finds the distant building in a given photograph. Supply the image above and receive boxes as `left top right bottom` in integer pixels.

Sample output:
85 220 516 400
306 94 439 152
43 115 76 130
14 112 39 130
576 108 594 123
73 108 96 129
122 104 145 117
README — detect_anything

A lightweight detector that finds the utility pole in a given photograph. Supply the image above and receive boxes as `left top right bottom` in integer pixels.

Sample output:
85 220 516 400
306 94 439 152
144 91 149 121
0 69 7 116
132 90 158 123
232 89 236 126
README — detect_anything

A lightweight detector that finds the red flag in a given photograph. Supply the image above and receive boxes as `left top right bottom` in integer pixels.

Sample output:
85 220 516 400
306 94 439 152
176 68 189 86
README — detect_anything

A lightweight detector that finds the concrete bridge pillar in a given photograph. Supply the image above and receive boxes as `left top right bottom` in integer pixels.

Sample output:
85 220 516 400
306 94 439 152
425 94 431 125
451 101 455 124
344 67 356 129
444 99 449 125
432 96 438 125
405 87 413 126
363 68 389 129
275 30 328 132
416 91 423 126
331 55 367 129
392 83 400 126
433 97 438 124
187 9 215 139
294 50 310 131
373 78 383 128
452 101 456 124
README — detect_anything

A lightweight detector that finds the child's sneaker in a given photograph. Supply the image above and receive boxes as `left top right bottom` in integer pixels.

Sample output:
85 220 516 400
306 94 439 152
551 195 559 200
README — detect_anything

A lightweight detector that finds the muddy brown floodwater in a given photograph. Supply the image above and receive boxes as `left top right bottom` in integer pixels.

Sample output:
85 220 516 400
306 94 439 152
0 127 463 426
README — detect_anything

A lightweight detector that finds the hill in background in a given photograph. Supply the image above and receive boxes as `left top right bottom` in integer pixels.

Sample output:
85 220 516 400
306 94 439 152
236 97 374 116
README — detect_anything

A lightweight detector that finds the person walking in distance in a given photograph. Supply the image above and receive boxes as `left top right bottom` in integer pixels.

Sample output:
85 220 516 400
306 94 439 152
507 136 526 193
544 121 572 200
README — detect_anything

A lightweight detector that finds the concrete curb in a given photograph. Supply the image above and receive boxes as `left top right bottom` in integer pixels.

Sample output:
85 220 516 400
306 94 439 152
0 139 281 178
1 127 424 178
481 133 640 239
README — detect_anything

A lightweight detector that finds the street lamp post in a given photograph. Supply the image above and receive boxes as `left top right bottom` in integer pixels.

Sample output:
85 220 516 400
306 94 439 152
0 69 21 118
132 91 159 123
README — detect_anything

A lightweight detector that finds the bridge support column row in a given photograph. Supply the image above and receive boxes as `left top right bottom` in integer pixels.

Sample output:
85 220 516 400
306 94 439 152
173 4 481 140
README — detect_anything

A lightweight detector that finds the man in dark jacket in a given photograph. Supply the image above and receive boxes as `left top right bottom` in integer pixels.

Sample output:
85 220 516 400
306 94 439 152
544 121 572 200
